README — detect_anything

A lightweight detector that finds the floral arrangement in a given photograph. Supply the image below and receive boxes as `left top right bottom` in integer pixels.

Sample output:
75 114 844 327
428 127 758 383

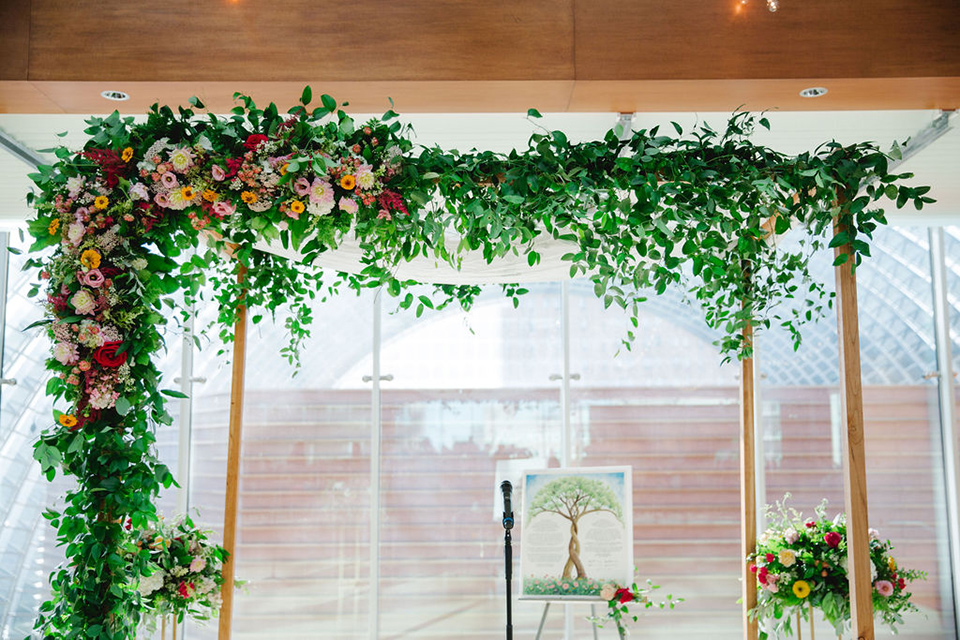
128 515 232 623
749 496 926 638
591 577 681 638
23 88 930 638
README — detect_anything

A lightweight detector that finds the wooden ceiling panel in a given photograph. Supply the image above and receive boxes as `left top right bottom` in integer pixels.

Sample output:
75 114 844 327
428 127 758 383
27 0 575 82
573 0 960 81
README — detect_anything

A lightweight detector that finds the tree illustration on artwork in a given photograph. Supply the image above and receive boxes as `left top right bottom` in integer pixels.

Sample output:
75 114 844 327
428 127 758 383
528 476 624 580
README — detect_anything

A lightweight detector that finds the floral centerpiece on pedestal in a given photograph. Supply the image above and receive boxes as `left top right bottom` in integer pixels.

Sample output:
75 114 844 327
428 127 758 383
128 515 233 624
749 496 925 638
591 577 682 638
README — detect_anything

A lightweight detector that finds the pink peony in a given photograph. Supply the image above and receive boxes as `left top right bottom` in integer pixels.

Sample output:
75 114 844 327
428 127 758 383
338 197 359 215
824 531 843 548
874 580 894 597
308 177 333 204
66 222 86 245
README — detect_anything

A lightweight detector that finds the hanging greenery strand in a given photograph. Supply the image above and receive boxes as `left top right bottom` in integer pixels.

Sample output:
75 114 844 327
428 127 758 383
20 88 930 638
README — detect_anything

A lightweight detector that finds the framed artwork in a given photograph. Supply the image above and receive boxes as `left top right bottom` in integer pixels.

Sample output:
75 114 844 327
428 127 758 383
519 466 633 600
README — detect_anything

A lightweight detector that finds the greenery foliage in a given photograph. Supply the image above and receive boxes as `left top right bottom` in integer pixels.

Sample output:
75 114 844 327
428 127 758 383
21 88 929 638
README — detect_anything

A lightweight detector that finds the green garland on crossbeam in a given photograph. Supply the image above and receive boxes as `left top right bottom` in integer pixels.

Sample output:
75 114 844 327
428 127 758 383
20 87 930 638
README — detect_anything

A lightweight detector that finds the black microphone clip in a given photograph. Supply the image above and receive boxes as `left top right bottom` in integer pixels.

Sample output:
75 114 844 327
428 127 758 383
500 480 514 530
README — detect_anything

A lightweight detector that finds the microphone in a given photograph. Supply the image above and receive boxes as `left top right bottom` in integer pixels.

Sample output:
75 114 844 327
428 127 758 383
500 480 514 530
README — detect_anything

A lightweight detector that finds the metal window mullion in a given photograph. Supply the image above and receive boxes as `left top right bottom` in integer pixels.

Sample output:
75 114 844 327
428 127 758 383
369 294 382 640
0 232 9 403
929 227 960 638
176 310 196 515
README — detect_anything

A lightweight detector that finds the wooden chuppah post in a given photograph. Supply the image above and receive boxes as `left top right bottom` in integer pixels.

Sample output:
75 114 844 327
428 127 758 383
739 268 759 640
833 219 875 640
218 263 249 640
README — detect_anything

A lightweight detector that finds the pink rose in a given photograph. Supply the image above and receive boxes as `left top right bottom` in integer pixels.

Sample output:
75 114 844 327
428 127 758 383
599 584 616 601
824 531 842 548
80 268 105 288
874 580 894 597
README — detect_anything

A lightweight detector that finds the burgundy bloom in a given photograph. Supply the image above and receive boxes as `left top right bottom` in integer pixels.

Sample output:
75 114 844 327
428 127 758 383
243 134 268 151
824 531 842 548
765 553 775 563
378 189 409 216
93 341 127 368
225 156 244 179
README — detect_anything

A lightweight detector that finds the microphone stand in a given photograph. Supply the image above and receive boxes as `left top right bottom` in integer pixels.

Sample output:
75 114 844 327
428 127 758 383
504 520 513 640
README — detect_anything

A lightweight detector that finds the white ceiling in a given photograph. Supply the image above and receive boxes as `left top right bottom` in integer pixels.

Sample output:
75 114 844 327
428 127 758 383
0 109 957 229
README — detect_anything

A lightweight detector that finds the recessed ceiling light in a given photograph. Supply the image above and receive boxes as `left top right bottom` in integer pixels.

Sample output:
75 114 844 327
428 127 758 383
799 87 828 98
100 90 130 102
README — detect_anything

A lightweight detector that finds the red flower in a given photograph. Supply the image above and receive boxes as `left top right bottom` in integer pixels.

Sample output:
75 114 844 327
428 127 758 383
225 156 244 179
243 134 268 151
805 519 816 528
378 189 409 216
765 553 775 563
615 588 634 604
823 531 842 548
93 341 127 368
757 566 769 585
897 578 906 590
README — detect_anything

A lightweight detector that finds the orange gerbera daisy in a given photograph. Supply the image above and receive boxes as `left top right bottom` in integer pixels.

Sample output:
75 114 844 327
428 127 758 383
290 200 305 214
80 249 102 270
93 195 109 210
340 175 356 190
121 147 134 162
241 191 258 204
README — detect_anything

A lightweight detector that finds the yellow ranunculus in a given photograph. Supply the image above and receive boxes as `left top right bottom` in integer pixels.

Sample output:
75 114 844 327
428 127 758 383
80 249 102 270
792 580 811 599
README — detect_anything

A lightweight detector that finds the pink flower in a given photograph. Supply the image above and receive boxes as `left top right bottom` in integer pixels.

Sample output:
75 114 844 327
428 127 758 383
53 341 79 365
338 197 359 215
130 182 149 200
160 172 178 188
783 527 799 545
211 164 226 181
824 531 842 548
599 584 616 601
309 178 334 204
70 290 97 315
212 201 236 218
293 177 311 197
154 193 170 208
874 580 894 597
189 556 206 572
80 269 105 288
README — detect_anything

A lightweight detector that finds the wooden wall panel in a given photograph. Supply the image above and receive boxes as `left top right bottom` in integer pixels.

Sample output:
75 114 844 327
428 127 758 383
0 0 31 80
27 0 575 82
573 0 960 81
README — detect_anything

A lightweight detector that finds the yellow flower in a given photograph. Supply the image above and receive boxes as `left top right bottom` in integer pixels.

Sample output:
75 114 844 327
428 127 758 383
290 200 305 214
93 195 109 210
180 186 196 200
792 580 811 599
121 147 134 162
280 163 289 175
888 556 897 571
340 174 356 190
241 191 258 204
58 414 78 428
202 189 219 202
80 249 102 270
48 218 60 235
